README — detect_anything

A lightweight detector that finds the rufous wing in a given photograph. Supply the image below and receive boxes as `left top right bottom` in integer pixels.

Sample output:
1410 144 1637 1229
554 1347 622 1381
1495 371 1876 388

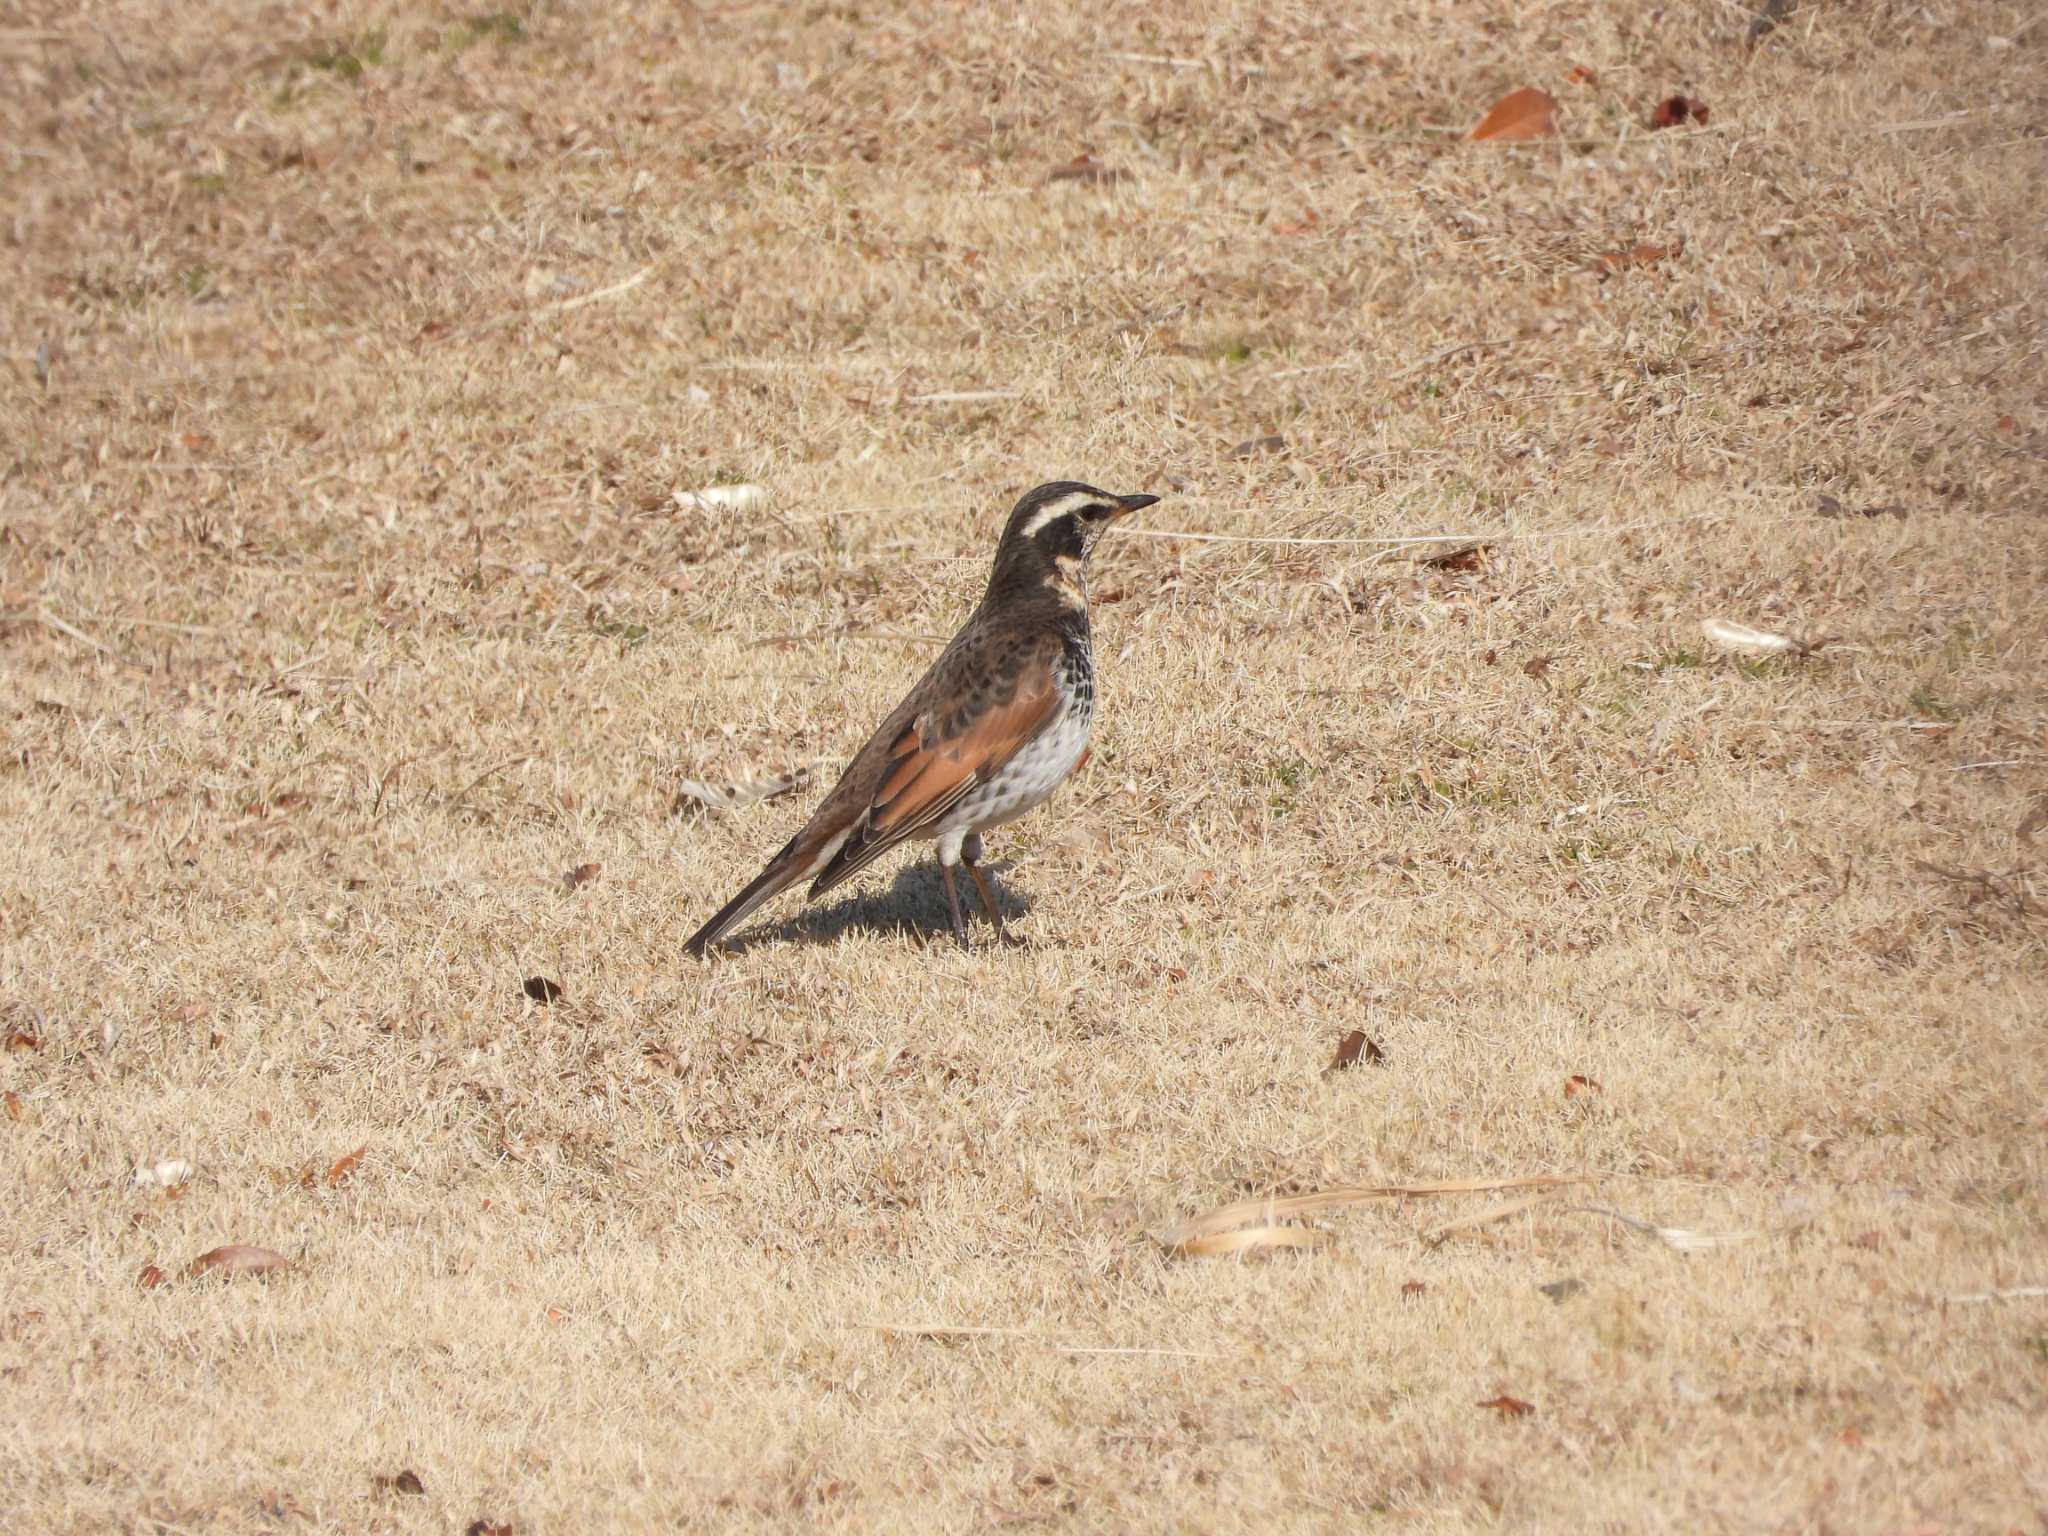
806 661 1058 899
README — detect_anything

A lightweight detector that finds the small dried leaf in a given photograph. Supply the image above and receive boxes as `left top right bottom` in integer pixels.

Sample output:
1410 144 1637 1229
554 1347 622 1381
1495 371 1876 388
1047 152 1125 184
1324 1029 1367 1074
393 1470 426 1496
1563 1074 1603 1098
1478 1394 1535 1418
1523 654 1557 681
562 861 603 890
1567 65 1599 85
138 1263 167 1290
672 772 803 814
522 976 564 1004
1539 1277 1586 1303
1470 86 1558 142
326 1146 366 1185
1700 617 1794 655
1597 241 1683 275
188 1243 291 1279
5 1028 42 1053
1400 1280 1428 1299
465 1522 513 1536
4 1091 23 1123
1650 95 1709 129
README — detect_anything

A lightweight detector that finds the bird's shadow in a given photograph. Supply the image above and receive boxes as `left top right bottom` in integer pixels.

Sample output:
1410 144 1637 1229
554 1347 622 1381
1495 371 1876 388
707 857 1032 956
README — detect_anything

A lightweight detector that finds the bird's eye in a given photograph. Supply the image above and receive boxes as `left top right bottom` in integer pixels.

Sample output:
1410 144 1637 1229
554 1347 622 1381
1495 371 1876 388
1081 504 1110 521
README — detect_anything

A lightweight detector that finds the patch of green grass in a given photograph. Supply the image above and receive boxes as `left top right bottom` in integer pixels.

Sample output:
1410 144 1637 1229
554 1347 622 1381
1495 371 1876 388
1941 617 1995 667
452 11 528 48
593 618 651 649
1262 755 1312 815
1557 835 1619 865
306 29 386 80
1907 683 1965 722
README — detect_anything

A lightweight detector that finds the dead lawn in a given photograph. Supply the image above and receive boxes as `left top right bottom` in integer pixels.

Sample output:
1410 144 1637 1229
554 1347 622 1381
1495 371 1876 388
3 0 2046 1528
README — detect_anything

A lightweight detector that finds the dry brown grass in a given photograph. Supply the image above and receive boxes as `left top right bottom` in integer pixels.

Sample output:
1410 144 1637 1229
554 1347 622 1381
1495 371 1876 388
4 0 2046 1528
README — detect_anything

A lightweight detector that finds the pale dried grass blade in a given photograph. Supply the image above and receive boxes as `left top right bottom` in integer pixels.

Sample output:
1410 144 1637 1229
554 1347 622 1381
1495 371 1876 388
1565 1206 1762 1252
673 773 805 812
1936 1285 2048 1305
1171 1225 1335 1259
187 1244 291 1279
1160 1175 1590 1250
1421 1189 1565 1247
673 483 773 514
1701 617 1795 655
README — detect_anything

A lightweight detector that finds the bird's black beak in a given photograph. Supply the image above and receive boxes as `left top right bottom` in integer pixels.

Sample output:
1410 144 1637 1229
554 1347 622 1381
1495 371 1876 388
1113 492 1161 518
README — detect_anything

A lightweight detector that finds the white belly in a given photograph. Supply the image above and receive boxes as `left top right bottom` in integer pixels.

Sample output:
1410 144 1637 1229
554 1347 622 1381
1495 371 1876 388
936 696 1093 844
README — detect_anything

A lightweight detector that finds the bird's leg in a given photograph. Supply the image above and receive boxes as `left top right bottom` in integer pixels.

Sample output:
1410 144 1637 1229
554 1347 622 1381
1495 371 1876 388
939 859 972 947
961 839 1013 946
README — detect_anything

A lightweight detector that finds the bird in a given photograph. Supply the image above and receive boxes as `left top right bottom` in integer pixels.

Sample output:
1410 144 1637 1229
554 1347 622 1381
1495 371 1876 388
683 480 1159 956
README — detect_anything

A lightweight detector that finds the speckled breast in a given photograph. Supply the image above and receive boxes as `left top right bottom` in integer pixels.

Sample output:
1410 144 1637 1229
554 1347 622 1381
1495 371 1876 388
944 639 1094 835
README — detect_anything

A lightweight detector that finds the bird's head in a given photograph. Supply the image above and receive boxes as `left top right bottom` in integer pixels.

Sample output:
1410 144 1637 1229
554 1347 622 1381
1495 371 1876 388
989 481 1159 598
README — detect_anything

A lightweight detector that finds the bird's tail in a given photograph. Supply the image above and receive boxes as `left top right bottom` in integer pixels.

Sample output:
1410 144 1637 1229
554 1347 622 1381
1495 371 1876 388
683 838 804 958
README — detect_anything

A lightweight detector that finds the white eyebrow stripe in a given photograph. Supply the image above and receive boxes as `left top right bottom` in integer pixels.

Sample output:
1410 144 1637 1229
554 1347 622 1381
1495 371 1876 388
1019 491 1103 538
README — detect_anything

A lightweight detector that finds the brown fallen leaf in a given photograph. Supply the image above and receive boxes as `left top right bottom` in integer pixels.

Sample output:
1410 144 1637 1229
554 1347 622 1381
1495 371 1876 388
1478 1394 1535 1418
387 1470 427 1496
562 861 602 890
138 1263 167 1290
326 1145 366 1185
1324 1030 1385 1075
522 976 564 1004
1401 1280 1428 1299
1421 541 1492 572
465 1522 513 1536
1564 1074 1603 1098
1650 94 1709 129
1567 65 1599 86
1271 212 1319 236
188 1244 291 1280
3 1090 22 1123
5 1027 42 1053
1047 152 1125 184
1597 241 1683 275
1471 86 1558 141
1523 654 1557 682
